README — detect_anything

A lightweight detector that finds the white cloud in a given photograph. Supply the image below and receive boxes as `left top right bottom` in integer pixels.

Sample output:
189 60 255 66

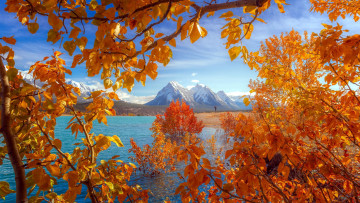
84 79 104 90
191 72 197 77
191 79 199 83
116 90 155 104
26 61 35 66
165 57 226 69
226 91 251 97
186 85 195 90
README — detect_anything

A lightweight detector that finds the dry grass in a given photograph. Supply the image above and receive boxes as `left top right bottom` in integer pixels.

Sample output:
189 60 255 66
195 111 251 128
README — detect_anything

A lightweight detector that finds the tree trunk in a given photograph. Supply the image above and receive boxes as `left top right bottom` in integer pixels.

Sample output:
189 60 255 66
0 59 28 203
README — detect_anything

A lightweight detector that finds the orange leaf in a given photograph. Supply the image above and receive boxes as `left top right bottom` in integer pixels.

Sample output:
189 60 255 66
169 38 176 47
2 36 16 45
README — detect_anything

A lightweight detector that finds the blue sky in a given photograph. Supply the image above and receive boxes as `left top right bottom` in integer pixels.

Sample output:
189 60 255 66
0 1 359 103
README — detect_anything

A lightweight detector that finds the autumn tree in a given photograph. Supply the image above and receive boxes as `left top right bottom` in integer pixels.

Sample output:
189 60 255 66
129 100 203 176
220 112 239 140
174 2 360 202
153 100 204 138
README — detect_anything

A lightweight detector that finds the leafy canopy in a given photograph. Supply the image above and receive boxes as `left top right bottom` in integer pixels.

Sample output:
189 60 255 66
1 0 360 202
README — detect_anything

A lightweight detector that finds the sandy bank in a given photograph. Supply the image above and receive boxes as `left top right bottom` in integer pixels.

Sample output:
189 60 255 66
195 111 251 128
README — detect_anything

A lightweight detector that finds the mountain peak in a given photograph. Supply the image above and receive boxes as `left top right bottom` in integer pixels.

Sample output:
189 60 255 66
195 83 206 88
146 81 195 106
146 81 251 110
167 81 184 89
169 81 180 86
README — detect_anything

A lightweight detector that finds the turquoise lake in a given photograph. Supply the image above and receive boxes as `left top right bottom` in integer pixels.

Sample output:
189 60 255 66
0 116 217 202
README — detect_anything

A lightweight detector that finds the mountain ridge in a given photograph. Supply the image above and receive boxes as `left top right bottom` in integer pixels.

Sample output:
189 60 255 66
146 81 251 110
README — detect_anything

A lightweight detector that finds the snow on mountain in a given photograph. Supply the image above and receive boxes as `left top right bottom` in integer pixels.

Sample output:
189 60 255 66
19 70 98 102
190 84 227 107
20 70 45 87
146 82 251 110
146 81 195 106
217 91 239 109
65 79 97 97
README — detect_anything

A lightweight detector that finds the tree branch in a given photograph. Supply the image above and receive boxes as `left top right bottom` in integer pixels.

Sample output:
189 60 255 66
69 107 99 203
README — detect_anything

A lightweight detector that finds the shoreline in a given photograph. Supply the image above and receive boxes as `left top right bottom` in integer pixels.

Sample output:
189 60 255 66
61 111 251 128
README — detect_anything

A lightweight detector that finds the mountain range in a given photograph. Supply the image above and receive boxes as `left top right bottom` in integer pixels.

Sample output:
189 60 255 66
20 71 251 111
146 81 251 111
20 71 97 103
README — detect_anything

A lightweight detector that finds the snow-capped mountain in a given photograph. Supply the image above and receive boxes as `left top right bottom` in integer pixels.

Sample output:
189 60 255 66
146 81 251 110
190 84 227 107
65 79 97 97
217 91 240 109
146 81 196 106
20 70 45 87
20 70 97 102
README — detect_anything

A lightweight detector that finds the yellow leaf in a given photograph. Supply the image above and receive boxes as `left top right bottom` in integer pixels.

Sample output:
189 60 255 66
129 162 137 168
243 24 254 39
181 21 190 41
0 181 15 199
324 74 333 84
71 54 83 68
63 41 76 56
146 62 158 80
104 78 113 89
155 33 164 38
256 18 266 24
28 23 39 34
48 12 62 31
177 16 183 31
228 46 241 61
63 171 78 187
219 11 233 18
243 97 250 106
75 37 87 51
110 135 124 147
103 7 116 20
91 91 102 98
277 3 285 13
207 11 215 17
200 27 207 37
53 139 62 149
47 29 60 44
108 92 119 100
45 192 57 200
223 183 234 192
6 68 18 81
169 38 176 47
189 22 201 43
105 182 114 190
69 27 81 39
32 168 51 191
112 80 123 91
202 158 211 169
2 36 16 45
46 164 61 178
244 6 257 14
96 136 110 149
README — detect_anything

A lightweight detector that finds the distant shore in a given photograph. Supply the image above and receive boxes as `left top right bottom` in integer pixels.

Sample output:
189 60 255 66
195 112 251 128
61 111 251 128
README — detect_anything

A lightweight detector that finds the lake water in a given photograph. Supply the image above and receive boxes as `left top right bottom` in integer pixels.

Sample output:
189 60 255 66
0 116 217 202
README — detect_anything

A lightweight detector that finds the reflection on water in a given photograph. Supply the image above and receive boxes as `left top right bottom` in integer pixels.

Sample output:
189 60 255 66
129 127 219 202
0 117 219 202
